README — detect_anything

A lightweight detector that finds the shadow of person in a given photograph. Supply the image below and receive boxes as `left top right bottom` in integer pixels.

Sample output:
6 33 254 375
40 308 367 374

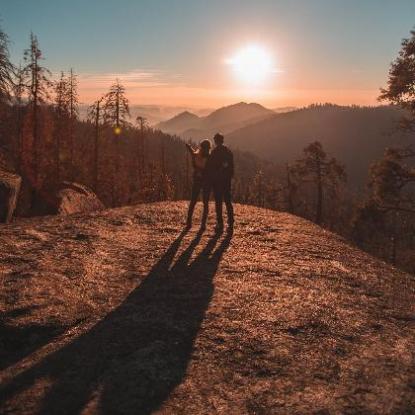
1 228 233 415
0 306 68 371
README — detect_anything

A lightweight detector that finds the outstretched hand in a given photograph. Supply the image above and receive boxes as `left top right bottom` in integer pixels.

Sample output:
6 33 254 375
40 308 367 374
185 143 195 154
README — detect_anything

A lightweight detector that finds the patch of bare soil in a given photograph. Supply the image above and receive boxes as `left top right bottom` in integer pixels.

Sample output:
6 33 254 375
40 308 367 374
0 202 414 414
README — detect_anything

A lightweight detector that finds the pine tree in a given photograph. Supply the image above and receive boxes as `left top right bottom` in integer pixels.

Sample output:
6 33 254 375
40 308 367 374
54 71 69 116
103 79 130 130
285 163 297 214
292 141 346 224
67 68 78 119
102 80 130 205
352 27 415 271
369 147 415 214
13 64 26 171
135 115 147 182
376 28 415 215
251 169 265 207
379 29 415 130
53 71 69 181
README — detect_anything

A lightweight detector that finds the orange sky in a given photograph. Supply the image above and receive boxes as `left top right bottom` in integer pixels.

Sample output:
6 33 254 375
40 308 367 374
77 72 382 108
78 85 381 109
5 0 413 109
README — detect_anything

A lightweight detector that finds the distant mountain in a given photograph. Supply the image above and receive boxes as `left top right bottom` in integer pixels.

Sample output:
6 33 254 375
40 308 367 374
78 105 213 126
226 104 414 186
156 111 201 135
156 102 274 140
272 106 297 113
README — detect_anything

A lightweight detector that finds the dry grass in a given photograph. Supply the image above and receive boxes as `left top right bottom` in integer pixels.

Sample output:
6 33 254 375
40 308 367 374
0 201 414 414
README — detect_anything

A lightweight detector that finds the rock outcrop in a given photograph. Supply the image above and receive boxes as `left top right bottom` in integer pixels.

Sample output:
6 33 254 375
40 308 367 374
56 182 104 215
0 170 21 223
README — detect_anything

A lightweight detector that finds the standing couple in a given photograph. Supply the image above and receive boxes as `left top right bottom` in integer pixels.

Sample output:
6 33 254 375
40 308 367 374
186 133 234 232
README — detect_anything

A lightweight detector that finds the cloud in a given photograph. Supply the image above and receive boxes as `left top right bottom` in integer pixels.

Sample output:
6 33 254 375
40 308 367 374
76 68 183 90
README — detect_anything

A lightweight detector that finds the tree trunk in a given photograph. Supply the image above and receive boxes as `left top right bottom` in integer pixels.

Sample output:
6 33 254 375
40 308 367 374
56 119 60 183
69 118 74 181
33 94 38 188
316 163 323 224
286 165 294 213
94 101 100 191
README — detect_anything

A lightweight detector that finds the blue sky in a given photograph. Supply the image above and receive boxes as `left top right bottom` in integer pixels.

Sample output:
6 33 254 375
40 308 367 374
1 0 414 106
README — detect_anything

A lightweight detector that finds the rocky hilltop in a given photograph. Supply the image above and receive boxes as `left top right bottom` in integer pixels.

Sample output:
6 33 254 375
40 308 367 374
1 202 414 414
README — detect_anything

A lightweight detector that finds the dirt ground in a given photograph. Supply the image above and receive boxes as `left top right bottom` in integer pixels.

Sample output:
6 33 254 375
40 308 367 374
1 201 415 414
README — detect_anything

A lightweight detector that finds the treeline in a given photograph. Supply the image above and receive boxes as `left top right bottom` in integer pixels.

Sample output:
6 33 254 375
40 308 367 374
0 29 280 215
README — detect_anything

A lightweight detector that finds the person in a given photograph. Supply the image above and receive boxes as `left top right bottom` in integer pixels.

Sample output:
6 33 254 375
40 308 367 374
206 133 234 231
185 139 211 229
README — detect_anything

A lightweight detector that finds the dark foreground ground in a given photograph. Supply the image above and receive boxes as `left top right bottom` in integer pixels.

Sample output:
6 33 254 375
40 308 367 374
0 202 414 414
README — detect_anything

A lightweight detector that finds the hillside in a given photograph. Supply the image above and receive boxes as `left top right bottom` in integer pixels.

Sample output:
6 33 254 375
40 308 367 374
1 202 415 414
226 105 414 186
156 102 274 140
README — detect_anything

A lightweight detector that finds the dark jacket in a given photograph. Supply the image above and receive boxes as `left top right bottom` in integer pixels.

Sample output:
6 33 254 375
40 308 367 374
206 144 234 183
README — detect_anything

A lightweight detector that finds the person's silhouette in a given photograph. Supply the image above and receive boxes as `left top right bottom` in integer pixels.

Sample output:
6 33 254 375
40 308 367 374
185 140 212 229
205 133 234 232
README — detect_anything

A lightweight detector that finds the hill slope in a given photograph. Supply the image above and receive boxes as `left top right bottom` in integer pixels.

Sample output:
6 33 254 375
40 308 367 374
156 102 274 140
1 202 414 414
227 105 414 186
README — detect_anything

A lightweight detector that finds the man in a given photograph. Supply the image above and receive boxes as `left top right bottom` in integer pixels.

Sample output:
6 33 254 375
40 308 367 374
206 133 234 231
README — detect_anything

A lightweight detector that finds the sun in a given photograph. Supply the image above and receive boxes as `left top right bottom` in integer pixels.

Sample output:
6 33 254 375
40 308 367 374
226 45 274 86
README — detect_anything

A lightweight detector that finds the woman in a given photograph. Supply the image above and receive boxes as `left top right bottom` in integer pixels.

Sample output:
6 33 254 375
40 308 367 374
185 139 211 228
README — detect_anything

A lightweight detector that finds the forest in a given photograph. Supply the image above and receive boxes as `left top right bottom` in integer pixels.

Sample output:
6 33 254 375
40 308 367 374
0 27 414 273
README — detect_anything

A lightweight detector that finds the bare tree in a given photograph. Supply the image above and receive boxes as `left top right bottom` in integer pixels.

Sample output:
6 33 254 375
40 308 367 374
0 25 15 104
88 97 104 190
22 32 52 187
67 68 79 178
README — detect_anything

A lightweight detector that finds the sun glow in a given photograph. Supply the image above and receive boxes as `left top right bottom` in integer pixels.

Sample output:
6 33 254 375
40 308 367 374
226 45 275 86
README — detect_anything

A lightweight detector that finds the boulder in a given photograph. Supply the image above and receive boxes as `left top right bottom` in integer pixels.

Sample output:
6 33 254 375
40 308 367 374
57 182 104 215
0 170 22 223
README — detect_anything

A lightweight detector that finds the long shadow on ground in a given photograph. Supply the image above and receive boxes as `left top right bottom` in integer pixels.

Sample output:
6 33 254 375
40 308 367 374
1 228 232 414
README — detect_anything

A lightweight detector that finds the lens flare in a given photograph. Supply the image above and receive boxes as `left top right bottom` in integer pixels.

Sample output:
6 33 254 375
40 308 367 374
114 126 122 135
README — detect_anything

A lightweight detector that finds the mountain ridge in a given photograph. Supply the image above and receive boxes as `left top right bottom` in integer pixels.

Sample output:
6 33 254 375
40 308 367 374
156 102 274 139
226 104 414 186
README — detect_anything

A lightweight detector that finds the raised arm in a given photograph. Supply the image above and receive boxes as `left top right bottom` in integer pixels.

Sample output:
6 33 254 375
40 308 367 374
185 142 196 155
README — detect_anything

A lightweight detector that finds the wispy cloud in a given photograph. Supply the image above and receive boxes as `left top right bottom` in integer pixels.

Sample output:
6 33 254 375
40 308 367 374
77 68 183 89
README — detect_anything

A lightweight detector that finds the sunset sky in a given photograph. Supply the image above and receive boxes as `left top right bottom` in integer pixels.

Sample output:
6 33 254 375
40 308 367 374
2 0 415 108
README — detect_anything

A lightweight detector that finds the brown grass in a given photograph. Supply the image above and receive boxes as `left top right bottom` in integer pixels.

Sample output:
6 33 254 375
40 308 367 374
0 201 414 414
